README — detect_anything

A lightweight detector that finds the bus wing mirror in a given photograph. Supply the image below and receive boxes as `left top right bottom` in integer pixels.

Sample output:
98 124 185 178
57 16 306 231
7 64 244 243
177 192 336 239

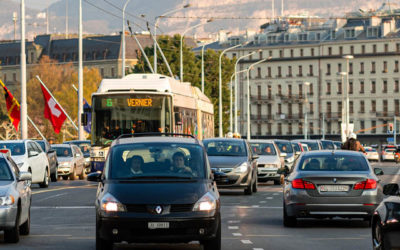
174 112 182 124
81 113 88 126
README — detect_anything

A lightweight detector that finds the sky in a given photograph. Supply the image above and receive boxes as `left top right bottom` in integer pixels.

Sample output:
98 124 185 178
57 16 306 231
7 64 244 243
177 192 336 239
21 0 58 10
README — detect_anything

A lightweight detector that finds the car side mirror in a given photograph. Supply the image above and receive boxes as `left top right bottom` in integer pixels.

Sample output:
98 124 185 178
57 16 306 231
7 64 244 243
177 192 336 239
87 172 102 182
383 183 399 196
374 168 384 176
280 152 287 157
29 151 39 157
18 171 32 181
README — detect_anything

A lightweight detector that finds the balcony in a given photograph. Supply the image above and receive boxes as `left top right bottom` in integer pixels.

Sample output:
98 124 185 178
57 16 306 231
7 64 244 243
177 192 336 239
250 95 274 104
275 94 304 103
375 111 398 119
250 114 274 121
325 112 342 121
275 113 304 120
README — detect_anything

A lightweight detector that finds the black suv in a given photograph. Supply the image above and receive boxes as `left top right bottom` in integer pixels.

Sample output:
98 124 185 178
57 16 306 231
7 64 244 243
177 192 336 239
88 134 221 250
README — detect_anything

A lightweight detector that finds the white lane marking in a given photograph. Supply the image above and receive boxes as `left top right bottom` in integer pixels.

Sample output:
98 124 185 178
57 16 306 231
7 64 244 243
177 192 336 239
232 233 242 236
228 226 239 230
266 197 273 200
222 206 282 209
32 206 95 209
228 220 240 224
241 240 252 244
392 167 400 183
273 193 280 195
259 201 267 203
35 192 68 202
253 248 264 250
252 205 260 208
32 184 96 195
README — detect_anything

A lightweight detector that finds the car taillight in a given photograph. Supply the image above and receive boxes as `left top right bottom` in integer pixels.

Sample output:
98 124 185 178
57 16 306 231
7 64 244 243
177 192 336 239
292 178 316 190
354 179 377 190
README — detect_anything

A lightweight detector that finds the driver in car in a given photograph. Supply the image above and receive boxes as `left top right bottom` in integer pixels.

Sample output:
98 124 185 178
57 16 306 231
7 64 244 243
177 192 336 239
171 152 192 175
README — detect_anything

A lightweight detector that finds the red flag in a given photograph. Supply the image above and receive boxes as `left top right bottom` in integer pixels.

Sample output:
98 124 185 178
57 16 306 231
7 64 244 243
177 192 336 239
40 84 66 134
0 80 20 131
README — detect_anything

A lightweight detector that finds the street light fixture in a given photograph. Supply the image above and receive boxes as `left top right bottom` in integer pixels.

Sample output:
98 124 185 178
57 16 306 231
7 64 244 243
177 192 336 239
343 55 354 139
303 81 311 139
180 19 213 82
154 4 190 73
122 0 131 78
234 49 261 134
246 57 272 140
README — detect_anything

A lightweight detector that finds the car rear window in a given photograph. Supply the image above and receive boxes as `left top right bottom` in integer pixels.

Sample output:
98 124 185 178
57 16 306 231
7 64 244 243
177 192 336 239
274 141 293 153
250 143 276 155
0 158 13 181
302 142 320 151
298 155 369 171
0 143 26 156
321 141 335 150
291 143 301 153
204 140 247 156
53 147 72 157
109 143 206 179
365 148 377 152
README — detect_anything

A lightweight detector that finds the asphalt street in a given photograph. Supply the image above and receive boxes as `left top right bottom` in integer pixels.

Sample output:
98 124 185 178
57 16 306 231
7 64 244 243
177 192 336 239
0 161 399 250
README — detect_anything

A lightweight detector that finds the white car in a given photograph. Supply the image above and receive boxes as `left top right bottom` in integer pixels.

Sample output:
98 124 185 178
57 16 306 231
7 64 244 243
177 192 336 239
365 147 379 161
52 144 86 180
381 147 396 161
250 140 283 185
0 140 50 188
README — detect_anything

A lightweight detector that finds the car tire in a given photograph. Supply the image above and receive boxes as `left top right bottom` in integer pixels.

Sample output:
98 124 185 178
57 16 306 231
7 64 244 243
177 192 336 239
39 168 49 188
62 176 68 180
19 207 30 235
244 182 253 195
51 167 58 182
4 206 20 243
201 218 221 250
364 216 372 227
274 180 281 185
69 166 76 180
373 220 390 250
252 176 258 193
283 203 297 227
79 166 86 180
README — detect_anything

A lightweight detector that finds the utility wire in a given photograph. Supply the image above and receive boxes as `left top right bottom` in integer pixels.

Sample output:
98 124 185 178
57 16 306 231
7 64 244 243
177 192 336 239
103 0 156 27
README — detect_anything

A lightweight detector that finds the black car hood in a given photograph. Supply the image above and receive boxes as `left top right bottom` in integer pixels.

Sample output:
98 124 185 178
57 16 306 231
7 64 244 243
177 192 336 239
208 156 248 169
105 180 208 204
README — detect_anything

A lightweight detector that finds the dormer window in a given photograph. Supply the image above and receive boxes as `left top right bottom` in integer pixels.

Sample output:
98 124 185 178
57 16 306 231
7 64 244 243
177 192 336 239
316 33 321 40
284 34 290 42
298 33 307 41
367 27 379 37
345 29 355 38
331 30 336 39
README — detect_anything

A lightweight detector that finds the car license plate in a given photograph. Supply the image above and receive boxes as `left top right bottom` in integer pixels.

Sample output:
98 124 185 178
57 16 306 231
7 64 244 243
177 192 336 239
148 222 169 229
319 185 349 192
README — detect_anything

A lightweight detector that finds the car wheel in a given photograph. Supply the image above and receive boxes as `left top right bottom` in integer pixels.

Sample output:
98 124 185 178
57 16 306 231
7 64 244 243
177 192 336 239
4 206 20 243
69 166 76 180
252 176 258 193
283 202 297 227
96 221 113 250
62 176 68 180
201 217 221 250
39 168 49 188
51 167 58 182
274 180 281 185
79 166 86 180
364 216 372 227
19 206 30 235
244 182 253 195
373 220 391 250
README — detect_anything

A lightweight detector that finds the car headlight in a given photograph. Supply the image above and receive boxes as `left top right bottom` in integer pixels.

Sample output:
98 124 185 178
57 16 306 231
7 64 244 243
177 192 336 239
0 195 15 206
100 193 126 212
193 192 217 211
234 162 249 173
264 164 278 168
17 163 24 168
60 162 70 167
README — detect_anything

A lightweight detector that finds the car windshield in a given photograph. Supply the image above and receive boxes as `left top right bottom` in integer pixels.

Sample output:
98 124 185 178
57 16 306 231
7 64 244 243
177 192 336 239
53 147 72 157
298 155 369 171
321 141 335 150
0 158 13 181
109 143 205 179
0 143 26 156
275 141 293 153
65 141 90 157
250 143 276 155
302 142 320 151
36 141 46 151
203 140 247 156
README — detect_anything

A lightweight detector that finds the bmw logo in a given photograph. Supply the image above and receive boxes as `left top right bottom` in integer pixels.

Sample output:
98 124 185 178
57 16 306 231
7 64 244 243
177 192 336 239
155 206 163 214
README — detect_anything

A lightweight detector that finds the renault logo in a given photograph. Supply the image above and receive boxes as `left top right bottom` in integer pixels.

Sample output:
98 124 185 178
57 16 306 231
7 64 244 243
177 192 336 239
333 178 337 183
155 206 163 214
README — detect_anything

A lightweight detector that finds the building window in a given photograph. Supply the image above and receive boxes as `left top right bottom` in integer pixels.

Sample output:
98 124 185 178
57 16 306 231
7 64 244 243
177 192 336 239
267 67 271 77
299 103 303 118
288 123 292 134
339 46 343 55
288 85 292 97
259 51 263 59
310 122 314 134
288 66 292 77
338 63 342 73
277 123 282 135
317 33 321 40
371 81 376 93
300 49 304 57
309 65 313 76
395 80 399 93
257 124 261 135
397 43 400 52
350 101 354 114
395 61 399 72
269 51 272 57
373 44 377 53
383 100 388 112
360 80 364 93
298 123 302 135
277 66 282 77
100 68 104 77
349 81 353 94
327 64 331 75
257 67 261 78
326 82 331 95
328 47 332 55
268 85 272 98
383 61 388 73
290 49 293 57
385 44 389 53
372 120 376 133
396 100 399 115
360 100 365 113
350 46 354 55
309 83 314 95
349 63 353 75
360 121 364 133
371 62 376 73
299 84 303 97
383 80 388 93
298 65 303 76
278 85 282 96
338 101 342 113
309 102 314 114
338 81 342 94
372 100 376 112
327 102 332 114
362 45 365 54
13 73 16 81
111 67 115 77
311 48 315 56
279 50 283 58
360 62 364 74
267 123 271 134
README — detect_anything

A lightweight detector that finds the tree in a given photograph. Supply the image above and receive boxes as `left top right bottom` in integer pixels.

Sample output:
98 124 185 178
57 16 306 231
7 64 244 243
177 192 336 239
129 35 235 135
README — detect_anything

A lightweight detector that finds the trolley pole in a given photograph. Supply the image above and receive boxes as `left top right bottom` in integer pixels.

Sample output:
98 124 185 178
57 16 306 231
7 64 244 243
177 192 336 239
394 116 397 145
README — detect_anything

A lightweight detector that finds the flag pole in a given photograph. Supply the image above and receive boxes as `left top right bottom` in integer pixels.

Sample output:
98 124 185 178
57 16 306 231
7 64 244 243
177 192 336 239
27 115 46 140
36 75 78 131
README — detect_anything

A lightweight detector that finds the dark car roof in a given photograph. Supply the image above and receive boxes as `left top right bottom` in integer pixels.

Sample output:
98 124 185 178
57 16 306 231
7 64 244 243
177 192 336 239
112 136 200 146
51 144 74 148
64 140 90 144
203 138 245 142
302 150 364 157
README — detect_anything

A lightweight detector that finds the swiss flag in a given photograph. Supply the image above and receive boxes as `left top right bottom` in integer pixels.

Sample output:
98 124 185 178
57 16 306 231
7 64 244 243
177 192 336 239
40 84 67 134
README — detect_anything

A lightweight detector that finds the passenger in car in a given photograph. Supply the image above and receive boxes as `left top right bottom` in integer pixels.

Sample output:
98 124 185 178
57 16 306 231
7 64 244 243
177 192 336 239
305 159 320 170
171 152 192 175
129 156 144 174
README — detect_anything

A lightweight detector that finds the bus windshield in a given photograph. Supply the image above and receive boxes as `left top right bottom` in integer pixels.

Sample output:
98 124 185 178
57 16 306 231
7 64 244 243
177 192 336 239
91 94 172 146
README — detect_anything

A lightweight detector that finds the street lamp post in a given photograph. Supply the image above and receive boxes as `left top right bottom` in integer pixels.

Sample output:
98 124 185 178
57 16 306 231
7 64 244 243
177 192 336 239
201 43 206 93
246 57 271 140
229 69 247 133
154 4 190 74
20 0 27 139
78 0 84 139
234 50 260 134
338 71 347 142
343 55 354 138
218 43 242 137
122 0 131 78
303 81 311 139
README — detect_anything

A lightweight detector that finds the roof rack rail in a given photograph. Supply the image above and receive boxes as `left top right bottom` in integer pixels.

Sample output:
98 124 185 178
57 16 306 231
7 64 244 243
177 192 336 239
114 133 199 144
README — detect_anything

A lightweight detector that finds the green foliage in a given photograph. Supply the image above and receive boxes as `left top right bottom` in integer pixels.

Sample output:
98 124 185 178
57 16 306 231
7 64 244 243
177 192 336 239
129 35 235 136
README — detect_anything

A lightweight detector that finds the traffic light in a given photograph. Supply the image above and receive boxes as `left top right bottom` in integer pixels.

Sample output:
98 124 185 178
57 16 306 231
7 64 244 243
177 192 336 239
389 123 394 132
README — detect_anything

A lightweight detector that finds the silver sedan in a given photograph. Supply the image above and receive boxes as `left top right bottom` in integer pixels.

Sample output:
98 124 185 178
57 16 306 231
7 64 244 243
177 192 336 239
281 150 384 227
0 153 32 243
